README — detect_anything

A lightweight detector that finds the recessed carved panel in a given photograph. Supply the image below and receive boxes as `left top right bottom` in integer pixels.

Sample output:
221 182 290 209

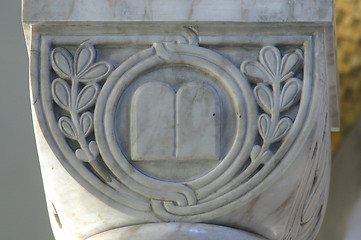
34 29 315 223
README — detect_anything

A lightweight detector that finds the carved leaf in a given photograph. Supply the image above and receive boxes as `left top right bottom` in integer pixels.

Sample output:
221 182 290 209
80 112 93 137
259 46 281 78
272 117 292 143
240 60 270 84
258 114 271 141
76 83 99 112
75 149 88 162
52 78 71 110
89 141 99 158
280 78 303 112
58 116 77 140
78 61 112 82
51 47 74 80
254 84 273 114
74 43 96 76
250 145 261 161
280 49 304 82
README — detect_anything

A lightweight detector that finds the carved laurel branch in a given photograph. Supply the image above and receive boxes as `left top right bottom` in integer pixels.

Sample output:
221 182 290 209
241 46 303 165
50 43 113 181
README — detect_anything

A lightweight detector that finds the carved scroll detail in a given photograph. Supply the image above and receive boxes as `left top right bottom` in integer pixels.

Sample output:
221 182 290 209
282 114 330 240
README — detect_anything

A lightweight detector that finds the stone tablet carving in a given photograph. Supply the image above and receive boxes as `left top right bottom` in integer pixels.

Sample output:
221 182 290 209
176 82 221 161
131 81 221 161
131 82 176 161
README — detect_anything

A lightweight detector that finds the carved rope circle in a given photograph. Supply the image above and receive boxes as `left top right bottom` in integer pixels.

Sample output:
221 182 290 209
94 42 259 220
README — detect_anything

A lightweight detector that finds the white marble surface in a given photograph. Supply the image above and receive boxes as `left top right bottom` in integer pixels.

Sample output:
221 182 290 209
176 82 220 160
22 0 333 23
87 223 267 240
22 1 339 131
131 82 176 160
23 1 336 240
28 34 331 239
32 107 149 240
131 81 220 161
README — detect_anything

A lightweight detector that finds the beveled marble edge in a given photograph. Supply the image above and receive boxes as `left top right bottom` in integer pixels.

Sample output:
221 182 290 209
324 24 340 131
22 0 333 23
86 223 267 240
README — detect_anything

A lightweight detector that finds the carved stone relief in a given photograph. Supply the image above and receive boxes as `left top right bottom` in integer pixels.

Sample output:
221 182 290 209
50 43 113 181
130 81 221 161
28 24 332 239
41 29 309 223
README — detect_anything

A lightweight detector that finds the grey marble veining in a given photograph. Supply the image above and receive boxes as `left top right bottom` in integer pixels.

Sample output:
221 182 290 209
22 0 333 23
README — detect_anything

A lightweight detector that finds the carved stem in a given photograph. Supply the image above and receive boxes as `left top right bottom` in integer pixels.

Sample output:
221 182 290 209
69 77 92 160
264 78 281 150
70 76 111 182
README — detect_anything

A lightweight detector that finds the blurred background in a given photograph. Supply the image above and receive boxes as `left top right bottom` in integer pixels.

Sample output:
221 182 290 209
0 1 360 239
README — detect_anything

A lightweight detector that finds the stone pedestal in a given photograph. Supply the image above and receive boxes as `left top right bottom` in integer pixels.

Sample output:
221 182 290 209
22 1 338 239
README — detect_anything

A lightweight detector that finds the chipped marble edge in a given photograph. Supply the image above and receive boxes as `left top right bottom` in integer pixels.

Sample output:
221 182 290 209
22 0 333 23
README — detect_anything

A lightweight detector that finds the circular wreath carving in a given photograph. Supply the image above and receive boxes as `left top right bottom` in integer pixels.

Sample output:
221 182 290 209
94 42 257 220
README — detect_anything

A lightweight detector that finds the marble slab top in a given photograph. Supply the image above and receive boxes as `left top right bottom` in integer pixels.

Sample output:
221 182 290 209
22 0 333 23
